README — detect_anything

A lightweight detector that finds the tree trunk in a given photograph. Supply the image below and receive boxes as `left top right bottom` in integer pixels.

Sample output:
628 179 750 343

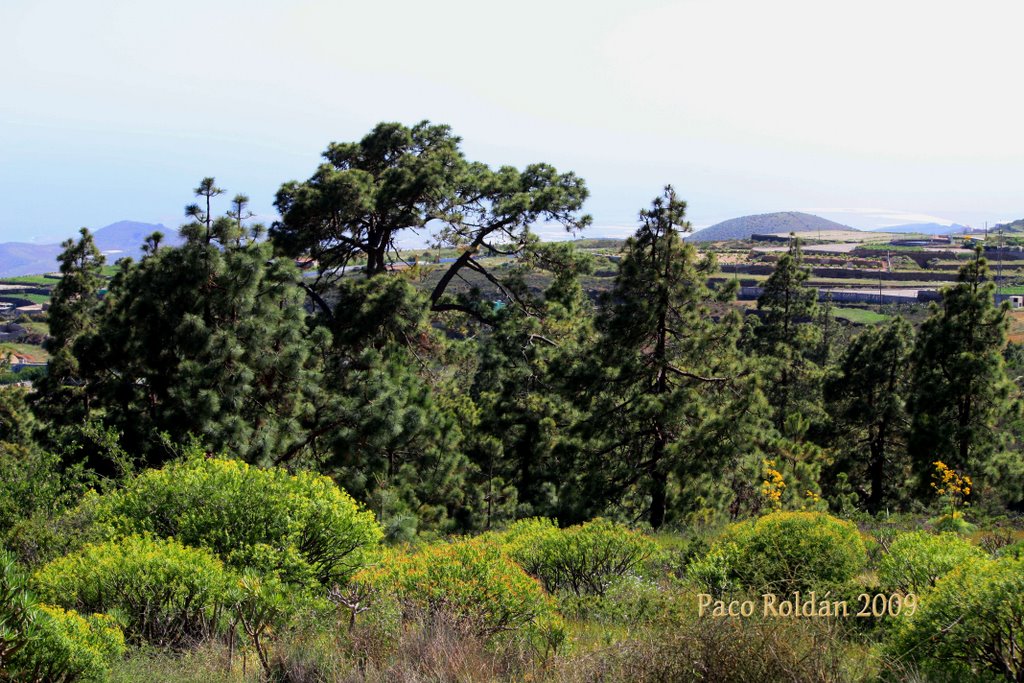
868 428 885 514
649 467 667 529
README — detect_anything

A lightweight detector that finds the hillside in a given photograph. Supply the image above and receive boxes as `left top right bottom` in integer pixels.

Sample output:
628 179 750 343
995 218 1024 232
0 242 65 278
687 211 854 242
0 221 177 276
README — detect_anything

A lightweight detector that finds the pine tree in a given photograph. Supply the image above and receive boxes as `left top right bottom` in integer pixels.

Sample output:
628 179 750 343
271 121 589 322
294 275 473 540
576 187 764 528
469 242 596 526
77 181 318 466
33 228 105 424
825 317 914 512
754 235 823 432
908 253 1018 496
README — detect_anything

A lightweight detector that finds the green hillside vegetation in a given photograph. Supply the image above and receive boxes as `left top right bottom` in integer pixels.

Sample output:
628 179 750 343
3 122 1024 682
995 217 1024 232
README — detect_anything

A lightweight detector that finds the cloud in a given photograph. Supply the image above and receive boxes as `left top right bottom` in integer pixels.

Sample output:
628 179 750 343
798 208 958 229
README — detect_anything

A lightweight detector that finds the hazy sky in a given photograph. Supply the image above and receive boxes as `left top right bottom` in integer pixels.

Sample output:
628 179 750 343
3 0 1023 244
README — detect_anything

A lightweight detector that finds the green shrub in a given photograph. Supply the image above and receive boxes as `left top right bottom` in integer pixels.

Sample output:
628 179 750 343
700 511 867 593
930 513 976 535
0 550 35 670
89 456 383 588
231 570 305 677
888 556 1024 681
878 531 985 593
501 517 658 597
357 538 560 644
686 543 735 597
1 550 125 682
33 535 232 647
15 605 126 683
997 539 1024 560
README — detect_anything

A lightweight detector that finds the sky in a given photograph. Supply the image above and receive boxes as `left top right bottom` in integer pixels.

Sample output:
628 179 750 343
3 0 1024 245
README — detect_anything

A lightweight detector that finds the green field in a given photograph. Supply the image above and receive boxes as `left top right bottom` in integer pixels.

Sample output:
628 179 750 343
20 321 49 336
0 274 59 285
832 307 891 325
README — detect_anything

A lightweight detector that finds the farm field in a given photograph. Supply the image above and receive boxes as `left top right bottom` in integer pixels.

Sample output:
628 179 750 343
831 307 892 324
777 229 906 242
0 274 59 285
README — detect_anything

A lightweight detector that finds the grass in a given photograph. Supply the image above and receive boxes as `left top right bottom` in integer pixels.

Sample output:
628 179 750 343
0 275 58 285
19 293 51 305
0 342 49 362
1006 310 1024 343
831 308 891 325
19 321 48 336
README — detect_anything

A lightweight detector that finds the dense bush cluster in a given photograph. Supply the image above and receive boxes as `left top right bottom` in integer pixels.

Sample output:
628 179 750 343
692 511 867 593
888 556 1024 681
877 530 986 593
356 539 559 643
500 517 658 597
33 535 231 648
1 550 125 682
88 455 383 589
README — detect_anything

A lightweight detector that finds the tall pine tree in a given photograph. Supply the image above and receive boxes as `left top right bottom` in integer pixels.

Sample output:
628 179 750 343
576 187 765 528
71 182 318 466
470 242 597 526
33 228 105 425
825 317 914 512
908 253 1019 500
753 235 823 432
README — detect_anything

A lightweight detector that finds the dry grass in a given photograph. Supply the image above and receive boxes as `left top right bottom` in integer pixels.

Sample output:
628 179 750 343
105 594 888 683
547 616 869 683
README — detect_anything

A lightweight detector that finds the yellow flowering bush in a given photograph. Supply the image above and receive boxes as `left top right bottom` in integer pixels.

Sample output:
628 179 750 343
500 518 658 597
931 460 972 518
33 535 232 647
887 557 1024 681
19 606 126 683
878 531 985 594
2 550 125 682
89 456 383 588
761 459 786 511
355 538 559 644
699 511 866 593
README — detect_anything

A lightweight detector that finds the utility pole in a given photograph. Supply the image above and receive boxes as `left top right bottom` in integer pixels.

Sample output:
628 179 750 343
878 269 884 309
998 228 1004 297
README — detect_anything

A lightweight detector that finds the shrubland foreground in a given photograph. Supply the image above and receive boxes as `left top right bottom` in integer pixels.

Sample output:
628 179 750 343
1 121 1023 681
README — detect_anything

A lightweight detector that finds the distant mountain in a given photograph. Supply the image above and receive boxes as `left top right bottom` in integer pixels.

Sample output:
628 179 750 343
687 212 854 242
869 222 967 235
0 243 65 278
995 218 1024 233
92 220 182 256
0 221 178 277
